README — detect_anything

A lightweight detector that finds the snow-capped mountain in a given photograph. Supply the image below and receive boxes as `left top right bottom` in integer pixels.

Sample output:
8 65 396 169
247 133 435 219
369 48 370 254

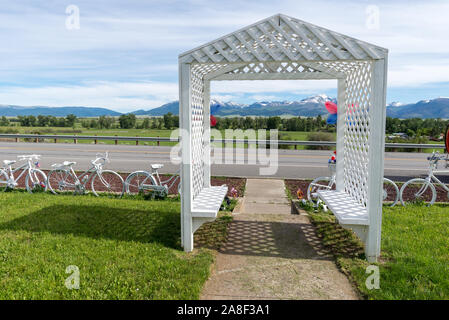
386 98 449 119
137 94 338 117
2 95 447 118
387 101 403 108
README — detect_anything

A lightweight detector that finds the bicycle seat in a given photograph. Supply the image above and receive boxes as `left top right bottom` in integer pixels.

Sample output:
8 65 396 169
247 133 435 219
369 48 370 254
3 160 16 166
63 161 76 166
151 164 164 170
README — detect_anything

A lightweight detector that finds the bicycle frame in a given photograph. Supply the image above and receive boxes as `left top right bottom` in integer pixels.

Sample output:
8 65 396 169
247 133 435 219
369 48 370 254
309 171 336 192
56 160 107 191
0 159 38 187
153 170 180 189
424 169 449 194
410 154 449 199
133 167 180 195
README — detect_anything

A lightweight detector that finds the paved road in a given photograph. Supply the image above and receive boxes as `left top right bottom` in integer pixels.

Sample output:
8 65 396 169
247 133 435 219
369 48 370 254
0 141 448 181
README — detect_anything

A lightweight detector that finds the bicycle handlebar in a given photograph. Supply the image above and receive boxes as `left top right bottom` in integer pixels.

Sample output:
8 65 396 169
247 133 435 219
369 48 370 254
91 152 110 166
427 155 446 161
427 150 447 162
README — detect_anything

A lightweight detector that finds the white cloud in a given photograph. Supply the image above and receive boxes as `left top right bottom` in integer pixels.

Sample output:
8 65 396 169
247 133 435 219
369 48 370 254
211 94 241 102
211 80 338 94
248 95 279 101
0 0 449 110
0 81 178 112
389 62 449 87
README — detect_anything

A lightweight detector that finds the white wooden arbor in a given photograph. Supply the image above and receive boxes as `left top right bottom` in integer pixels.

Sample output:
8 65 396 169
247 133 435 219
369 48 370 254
178 14 388 262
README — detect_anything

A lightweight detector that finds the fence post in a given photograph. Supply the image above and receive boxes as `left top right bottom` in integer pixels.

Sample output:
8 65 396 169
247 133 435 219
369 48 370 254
74 135 77 144
94 135 98 144
35 135 39 143
15 137 18 143
115 135 118 145
157 136 160 146
136 136 139 146
54 138 57 143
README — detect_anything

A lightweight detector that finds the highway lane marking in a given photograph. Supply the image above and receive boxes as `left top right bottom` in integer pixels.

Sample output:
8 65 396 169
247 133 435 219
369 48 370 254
0 146 430 162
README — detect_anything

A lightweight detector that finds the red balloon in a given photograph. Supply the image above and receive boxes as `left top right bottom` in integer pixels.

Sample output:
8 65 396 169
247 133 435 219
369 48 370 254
325 101 338 114
210 115 217 127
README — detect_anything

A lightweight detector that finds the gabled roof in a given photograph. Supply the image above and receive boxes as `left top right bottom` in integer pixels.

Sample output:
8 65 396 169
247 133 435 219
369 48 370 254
179 14 388 64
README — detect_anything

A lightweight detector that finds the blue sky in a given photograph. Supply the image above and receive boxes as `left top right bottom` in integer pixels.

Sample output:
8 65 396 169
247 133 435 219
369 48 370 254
0 0 448 112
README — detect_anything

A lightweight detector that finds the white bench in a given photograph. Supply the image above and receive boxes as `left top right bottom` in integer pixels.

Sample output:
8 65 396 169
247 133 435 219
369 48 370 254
317 190 368 226
192 185 228 218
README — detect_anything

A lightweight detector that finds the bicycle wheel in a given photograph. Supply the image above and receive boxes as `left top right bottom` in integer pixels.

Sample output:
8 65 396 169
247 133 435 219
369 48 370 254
400 178 436 207
125 171 157 195
0 169 9 192
25 169 47 193
47 169 78 195
91 170 124 198
307 177 334 203
383 178 399 207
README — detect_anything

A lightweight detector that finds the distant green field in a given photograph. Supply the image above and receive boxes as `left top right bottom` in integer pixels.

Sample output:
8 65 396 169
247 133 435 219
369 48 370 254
0 126 328 148
0 126 176 146
0 125 444 151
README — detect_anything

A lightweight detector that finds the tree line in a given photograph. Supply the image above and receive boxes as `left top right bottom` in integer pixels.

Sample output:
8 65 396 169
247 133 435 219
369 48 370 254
1 113 180 130
385 117 448 138
1 113 447 138
214 115 332 132
1 114 78 128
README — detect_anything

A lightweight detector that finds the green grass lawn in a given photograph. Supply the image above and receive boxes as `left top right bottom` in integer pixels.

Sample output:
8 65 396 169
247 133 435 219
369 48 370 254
308 204 449 299
0 192 224 299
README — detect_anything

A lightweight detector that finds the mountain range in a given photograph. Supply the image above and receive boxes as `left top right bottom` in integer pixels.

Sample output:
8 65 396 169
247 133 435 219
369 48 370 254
385 98 449 119
0 105 121 117
134 95 449 119
0 96 448 119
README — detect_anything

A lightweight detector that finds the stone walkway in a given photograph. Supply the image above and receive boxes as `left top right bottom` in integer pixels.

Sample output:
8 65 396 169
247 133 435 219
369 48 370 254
200 178 359 300
237 179 291 215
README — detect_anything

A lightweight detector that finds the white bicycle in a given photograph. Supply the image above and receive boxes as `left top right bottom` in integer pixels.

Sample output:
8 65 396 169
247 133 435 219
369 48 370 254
0 154 47 193
399 151 449 206
125 163 180 198
46 152 125 198
307 163 400 207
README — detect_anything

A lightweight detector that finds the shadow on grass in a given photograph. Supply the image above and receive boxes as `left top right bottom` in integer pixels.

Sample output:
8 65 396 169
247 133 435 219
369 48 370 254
308 212 365 259
0 204 181 249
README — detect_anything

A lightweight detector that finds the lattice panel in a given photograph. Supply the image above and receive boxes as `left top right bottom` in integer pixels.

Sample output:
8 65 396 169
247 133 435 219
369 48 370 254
180 14 387 64
190 66 206 199
188 60 374 210
224 62 322 75
339 62 372 208
311 60 373 209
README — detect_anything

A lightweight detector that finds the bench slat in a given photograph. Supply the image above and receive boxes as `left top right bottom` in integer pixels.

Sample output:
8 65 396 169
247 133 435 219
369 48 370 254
192 185 228 217
317 190 368 225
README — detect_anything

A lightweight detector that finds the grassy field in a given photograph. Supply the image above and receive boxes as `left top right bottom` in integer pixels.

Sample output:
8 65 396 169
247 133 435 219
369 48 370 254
0 125 328 149
0 125 444 152
308 204 449 299
0 192 231 299
0 126 176 146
